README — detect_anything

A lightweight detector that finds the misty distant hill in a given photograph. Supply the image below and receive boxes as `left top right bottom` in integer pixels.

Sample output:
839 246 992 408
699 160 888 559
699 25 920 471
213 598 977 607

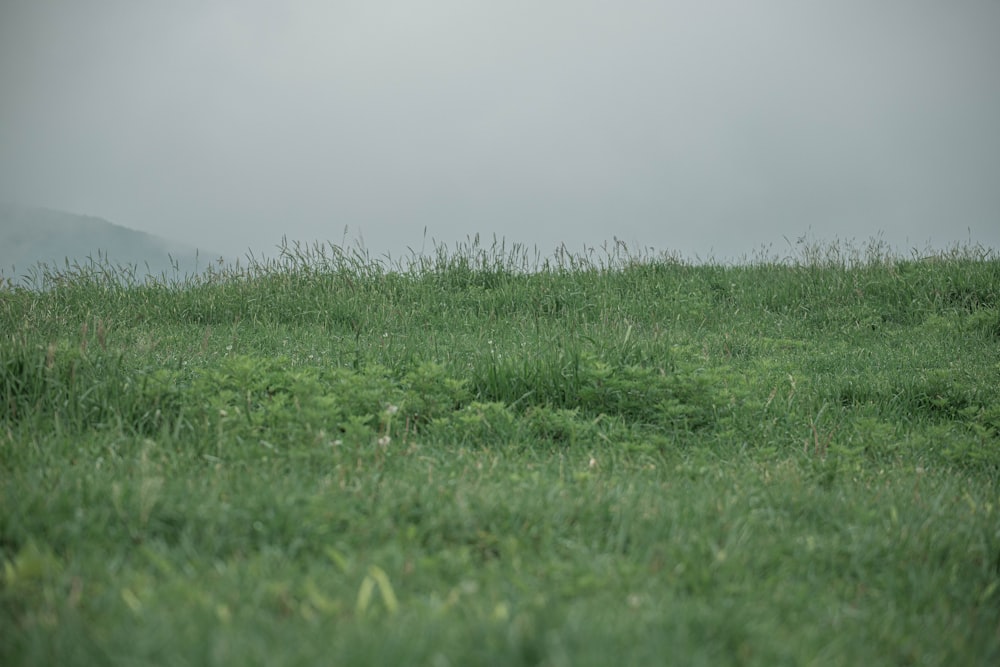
0 204 219 283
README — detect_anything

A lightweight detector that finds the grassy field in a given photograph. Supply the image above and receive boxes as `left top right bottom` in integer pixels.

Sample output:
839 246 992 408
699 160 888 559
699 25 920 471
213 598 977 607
2 237 999 666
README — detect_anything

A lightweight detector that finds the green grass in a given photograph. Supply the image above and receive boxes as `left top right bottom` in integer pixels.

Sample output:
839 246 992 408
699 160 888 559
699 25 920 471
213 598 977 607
2 236 999 666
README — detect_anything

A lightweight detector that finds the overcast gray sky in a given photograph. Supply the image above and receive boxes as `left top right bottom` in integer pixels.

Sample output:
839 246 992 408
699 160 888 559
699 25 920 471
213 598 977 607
2 1 998 262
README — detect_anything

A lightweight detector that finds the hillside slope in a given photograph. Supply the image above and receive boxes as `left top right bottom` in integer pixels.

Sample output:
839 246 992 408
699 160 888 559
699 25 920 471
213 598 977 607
0 203 218 281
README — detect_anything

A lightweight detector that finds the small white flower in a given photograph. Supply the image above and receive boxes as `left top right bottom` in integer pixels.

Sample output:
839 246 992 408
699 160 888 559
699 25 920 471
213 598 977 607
377 436 391 447
385 404 399 416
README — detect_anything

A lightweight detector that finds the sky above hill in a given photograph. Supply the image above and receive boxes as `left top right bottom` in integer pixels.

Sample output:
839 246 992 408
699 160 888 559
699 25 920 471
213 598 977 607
2 1 998 262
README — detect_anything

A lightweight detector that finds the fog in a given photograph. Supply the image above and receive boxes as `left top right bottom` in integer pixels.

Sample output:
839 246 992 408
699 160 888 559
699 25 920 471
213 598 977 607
2 1 998 262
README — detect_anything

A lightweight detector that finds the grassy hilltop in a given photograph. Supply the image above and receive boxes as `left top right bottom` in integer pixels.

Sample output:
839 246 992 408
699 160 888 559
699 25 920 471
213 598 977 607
2 238 999 665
